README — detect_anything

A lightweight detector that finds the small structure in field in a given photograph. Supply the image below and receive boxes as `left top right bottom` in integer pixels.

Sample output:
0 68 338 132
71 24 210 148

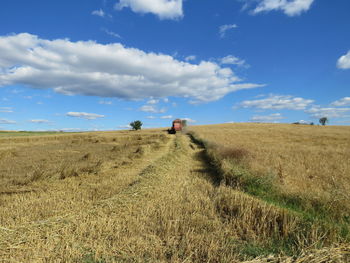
168 119 187 134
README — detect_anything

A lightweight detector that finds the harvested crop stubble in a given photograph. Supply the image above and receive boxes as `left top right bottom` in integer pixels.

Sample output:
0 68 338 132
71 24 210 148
0 130 170 227
189 123 350 257
190 123 350 218
1 126 350 262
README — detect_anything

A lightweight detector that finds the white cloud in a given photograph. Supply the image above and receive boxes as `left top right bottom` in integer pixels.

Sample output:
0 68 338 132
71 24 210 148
245 0 315 16
0 107 13 113
118 124 131 129
0 33 262 103
66 112 105 120
238 94 314 110
250 113 284 122
11 89 22 94
147 99 159 104
160 115 173 119
99 100 113 105
185 55 196 62
306 106 350 119
115 0 183 20
139 105 166 113
60 128 83 132
220 55 248 67
28 119 51 124
0 118 16 124
181 117 196 123
337 51 350 69
92 9 105 17
146 116 156 119
219 24 238 38
331 97 350 107
102 28 122 39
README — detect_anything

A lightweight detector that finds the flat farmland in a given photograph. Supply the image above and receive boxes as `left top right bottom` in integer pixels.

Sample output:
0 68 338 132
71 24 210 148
190 123 350 213
0 126 349 262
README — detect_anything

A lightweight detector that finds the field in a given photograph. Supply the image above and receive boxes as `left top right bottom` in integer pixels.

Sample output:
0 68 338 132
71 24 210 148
190 124 350 218
0 125 349 262
0 131 63 137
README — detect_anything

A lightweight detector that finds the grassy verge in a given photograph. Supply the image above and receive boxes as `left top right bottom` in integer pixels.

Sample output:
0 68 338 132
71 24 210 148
187 131 350 255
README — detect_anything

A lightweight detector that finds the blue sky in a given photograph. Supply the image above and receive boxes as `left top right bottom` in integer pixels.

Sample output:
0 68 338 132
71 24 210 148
0 0 349 131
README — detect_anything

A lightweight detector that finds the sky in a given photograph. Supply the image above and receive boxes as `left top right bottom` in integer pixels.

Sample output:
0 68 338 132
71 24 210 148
0 0 349 131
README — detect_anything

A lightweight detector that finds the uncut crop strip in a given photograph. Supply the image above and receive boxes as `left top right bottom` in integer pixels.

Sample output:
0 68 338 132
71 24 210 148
188 124 350 253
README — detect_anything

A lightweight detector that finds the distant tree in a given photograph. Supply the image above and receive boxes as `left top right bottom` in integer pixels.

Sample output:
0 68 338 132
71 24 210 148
130 120 142 130
319 117 328 126
310 122 314 125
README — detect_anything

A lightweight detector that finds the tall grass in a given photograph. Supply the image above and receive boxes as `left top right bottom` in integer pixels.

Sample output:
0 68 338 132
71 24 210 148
188 124 350 254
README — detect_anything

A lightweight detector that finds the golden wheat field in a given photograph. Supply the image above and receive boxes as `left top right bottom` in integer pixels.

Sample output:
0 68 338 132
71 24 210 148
0 125 350 262
191 123 350 215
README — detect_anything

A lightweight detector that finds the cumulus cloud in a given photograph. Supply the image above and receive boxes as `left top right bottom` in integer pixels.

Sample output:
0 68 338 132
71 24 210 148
238 94 314 110
60 128 83 132
102 28 122 39
181 117 196 123
250 113 284 122
219 24 238 38
118 124 131 129
185 55 196 62
243 0 315 16
66 112 105 120
99 100 113 105
337 51 350 69
0 33 262 103
139 105 166 113
0 107 13 113
331 97 350 107
160 115 173 119
306 106 350 118
92 9 105 17
298 120 310 124
115 0 183 20
147 99 159 104
220 55 248 67
28 119 51 124
0 118 16 124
